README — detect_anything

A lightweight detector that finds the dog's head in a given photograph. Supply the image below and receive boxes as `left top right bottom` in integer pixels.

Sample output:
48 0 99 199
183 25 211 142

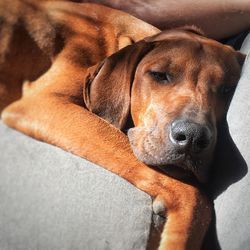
84 27 245 183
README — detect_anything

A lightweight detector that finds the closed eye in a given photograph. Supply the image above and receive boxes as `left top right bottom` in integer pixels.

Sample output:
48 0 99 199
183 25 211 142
149 71 172 83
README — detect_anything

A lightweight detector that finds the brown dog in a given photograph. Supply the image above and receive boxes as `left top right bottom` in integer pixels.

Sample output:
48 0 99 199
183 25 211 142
0 0 245 249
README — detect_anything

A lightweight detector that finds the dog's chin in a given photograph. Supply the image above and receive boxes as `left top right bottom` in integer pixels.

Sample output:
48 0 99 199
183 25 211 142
133 148 209 183
128 127 211 183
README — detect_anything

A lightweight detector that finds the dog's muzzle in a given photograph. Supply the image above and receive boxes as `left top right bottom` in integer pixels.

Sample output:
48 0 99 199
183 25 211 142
127 119 216 183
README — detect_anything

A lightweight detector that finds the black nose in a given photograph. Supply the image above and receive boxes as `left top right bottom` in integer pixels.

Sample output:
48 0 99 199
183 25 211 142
170 120 213 154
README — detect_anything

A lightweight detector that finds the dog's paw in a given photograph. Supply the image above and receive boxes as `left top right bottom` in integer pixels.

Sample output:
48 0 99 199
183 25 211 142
152 196 166 217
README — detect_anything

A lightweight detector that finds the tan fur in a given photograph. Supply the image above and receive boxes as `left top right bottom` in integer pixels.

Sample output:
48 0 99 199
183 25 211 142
2 1 243 249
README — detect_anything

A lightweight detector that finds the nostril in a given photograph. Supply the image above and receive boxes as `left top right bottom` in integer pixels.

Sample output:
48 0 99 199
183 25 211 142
170 124 189 146
196 138 209 149
175 133 187 142
194 131 211 150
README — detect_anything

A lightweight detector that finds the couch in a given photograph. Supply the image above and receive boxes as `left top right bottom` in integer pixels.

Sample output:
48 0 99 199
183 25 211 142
0 32 250 250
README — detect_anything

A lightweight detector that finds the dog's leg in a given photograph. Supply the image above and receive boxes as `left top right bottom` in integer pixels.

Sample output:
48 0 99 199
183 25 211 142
3 96 212 249
154 187 211 250
1 65 211 250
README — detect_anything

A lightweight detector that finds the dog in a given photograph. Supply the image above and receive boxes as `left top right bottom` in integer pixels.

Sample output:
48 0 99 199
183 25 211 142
0 0 245 249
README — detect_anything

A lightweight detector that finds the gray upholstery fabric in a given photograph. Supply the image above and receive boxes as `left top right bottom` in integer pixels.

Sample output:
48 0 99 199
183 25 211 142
241 34 250 55
0 123 152 250
214 33 250 250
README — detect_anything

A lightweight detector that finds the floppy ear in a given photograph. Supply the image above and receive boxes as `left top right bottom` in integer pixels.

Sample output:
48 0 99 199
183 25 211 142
83 41 154 129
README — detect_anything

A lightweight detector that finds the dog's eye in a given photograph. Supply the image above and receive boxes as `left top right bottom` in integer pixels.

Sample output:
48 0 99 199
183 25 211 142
149 71 171 83
219 84 236 95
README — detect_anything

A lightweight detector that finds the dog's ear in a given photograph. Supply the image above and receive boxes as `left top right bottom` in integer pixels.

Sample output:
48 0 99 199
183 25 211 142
83 41 154 129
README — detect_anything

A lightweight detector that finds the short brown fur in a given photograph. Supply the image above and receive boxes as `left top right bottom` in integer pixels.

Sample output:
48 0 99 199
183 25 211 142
0 1 244 249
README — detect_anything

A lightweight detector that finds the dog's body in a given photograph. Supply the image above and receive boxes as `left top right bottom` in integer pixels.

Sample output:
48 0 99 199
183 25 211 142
0 1 245 249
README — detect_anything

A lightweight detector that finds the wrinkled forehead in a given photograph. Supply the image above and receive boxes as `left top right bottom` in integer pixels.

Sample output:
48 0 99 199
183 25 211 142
146 33 235 62
141 34 241 79
145 29 229 48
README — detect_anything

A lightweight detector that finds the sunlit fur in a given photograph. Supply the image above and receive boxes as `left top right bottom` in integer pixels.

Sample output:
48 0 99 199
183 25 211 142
0 1 244 249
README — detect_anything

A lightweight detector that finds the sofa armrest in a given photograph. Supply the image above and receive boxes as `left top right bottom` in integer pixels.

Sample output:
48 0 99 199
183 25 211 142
0 122 153 250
